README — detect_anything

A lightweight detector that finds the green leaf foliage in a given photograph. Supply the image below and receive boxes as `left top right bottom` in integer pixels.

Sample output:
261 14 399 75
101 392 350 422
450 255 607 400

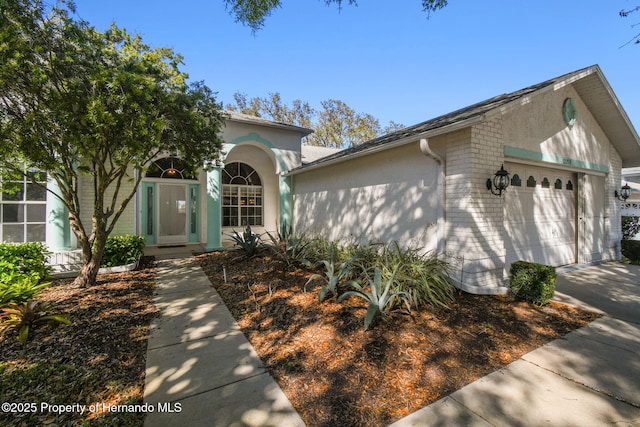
0 273 50 307
1 300 71 344
0 0 225 286
101 235 146 268
0 243 51 307
0 242 51 280
621 240 640 264
223 0 448 31
508 261 556 306
622 216 640 241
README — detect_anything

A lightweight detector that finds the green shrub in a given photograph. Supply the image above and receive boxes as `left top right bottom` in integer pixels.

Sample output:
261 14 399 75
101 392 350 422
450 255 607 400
0 242 51 280
508 261 556 305
621 240 640 264
622 216 640 241
376 242 455 310
101 235 146 268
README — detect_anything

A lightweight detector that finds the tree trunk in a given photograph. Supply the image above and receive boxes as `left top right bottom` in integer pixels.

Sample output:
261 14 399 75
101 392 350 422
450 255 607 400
73 224 108 288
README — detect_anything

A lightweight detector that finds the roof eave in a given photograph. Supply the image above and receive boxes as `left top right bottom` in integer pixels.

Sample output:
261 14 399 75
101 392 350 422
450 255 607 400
285 114 485 176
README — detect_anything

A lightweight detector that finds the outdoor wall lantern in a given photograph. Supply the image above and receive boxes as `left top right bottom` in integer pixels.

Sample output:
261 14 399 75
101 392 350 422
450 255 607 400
615 183 632 202
487 164 510 197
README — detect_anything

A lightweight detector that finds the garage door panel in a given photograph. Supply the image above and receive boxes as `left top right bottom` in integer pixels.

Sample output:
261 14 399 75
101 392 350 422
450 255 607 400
505 163 576 269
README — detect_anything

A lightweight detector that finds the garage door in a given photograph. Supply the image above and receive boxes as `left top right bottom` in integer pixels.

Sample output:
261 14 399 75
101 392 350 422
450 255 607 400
504 163 576 269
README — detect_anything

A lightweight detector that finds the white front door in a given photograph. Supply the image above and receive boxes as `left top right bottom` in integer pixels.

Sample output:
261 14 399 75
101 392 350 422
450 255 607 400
157 184 188 244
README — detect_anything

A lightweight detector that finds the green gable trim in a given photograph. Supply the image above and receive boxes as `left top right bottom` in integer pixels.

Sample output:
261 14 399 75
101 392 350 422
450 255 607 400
504 146 610 173
226 132 288 173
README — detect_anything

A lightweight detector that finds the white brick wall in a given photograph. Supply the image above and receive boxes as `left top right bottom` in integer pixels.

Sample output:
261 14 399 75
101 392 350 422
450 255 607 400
444 118 508 294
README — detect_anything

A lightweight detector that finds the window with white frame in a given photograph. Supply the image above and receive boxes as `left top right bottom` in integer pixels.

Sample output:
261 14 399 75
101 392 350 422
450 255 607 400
1 170 48 243
222 162 262 227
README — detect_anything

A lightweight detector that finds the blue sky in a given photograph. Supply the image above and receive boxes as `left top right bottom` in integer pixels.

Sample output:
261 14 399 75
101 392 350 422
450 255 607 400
74 0 640 131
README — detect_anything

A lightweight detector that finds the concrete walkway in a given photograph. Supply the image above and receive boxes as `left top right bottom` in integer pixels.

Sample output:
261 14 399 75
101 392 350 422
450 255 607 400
143 248 304 427
143 248 640 427
391 262 640 427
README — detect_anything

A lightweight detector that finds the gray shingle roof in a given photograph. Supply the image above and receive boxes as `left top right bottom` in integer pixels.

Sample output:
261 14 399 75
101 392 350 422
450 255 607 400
288 65 640 172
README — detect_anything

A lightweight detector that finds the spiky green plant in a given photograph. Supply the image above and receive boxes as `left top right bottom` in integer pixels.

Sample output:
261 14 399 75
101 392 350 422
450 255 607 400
338 266 411 330
377 242 455 309
230 224 262 257
1 300 71 344
264 226 312 269
305 244 357 301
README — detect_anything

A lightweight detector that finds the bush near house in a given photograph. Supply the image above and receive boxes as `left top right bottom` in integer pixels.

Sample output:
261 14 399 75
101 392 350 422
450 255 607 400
622 215 640 241
0 242 51 280
101 235 146 268
0 243 51 307
508 261 556 305
621 240 640 264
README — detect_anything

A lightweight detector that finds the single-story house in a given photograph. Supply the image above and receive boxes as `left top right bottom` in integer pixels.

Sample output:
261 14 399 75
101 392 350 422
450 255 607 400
2 64 639 294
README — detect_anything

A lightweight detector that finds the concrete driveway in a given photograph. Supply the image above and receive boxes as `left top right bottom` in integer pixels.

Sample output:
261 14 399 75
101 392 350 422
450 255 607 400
555 262 640 324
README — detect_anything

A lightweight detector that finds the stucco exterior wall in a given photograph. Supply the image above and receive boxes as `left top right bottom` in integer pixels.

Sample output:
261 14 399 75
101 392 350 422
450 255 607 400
292 142 441 252
220 121 303 172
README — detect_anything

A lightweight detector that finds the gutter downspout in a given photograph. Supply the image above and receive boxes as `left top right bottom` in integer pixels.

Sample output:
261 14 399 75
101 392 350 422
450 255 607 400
419 138 445 256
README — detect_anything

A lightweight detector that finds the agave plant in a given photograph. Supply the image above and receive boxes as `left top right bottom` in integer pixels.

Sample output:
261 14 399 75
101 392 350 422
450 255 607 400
230 224 262 257
338 266 410 330
264 224 312 269
1 300 71 344
306 254 356 302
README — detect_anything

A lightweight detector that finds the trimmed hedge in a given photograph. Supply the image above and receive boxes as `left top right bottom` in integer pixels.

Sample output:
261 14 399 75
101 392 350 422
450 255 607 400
621 240 640 264
101 235 145 268
508 261 556 306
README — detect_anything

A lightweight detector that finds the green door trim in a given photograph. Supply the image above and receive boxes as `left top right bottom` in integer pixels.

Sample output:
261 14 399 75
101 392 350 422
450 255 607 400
141 182 156 245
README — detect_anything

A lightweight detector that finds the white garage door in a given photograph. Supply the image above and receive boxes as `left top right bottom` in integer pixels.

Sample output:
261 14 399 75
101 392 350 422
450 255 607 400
504 163 576 269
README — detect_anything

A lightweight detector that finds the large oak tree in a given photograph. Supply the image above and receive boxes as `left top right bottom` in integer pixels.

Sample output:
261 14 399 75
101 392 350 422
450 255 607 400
0 0 225 286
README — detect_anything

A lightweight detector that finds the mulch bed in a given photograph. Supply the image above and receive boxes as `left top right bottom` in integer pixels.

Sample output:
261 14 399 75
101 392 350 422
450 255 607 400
0 257 158 427
198 250 601 427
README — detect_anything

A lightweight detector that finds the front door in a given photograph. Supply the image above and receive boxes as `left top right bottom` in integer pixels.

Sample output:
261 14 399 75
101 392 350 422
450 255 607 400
157 184 187 244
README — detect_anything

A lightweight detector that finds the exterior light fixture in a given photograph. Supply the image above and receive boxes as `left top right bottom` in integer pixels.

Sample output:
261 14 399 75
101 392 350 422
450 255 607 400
615 183 632 202
487 164 510 197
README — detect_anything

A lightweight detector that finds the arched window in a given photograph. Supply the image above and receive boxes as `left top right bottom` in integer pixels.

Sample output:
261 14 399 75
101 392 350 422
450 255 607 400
222 162 263 227
511 174 522 187
146 157 197 180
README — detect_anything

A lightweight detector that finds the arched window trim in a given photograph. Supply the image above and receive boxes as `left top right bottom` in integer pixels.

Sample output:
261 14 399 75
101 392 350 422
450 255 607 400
222 162 263 227
145 157 197 180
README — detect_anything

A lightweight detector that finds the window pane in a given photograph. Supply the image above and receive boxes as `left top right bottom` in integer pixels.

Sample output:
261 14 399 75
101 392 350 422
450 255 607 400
26 224 46 242
2 224 24 242
27 205 46 223
2 184 24 201
2 205 23 223
26 183 46 201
